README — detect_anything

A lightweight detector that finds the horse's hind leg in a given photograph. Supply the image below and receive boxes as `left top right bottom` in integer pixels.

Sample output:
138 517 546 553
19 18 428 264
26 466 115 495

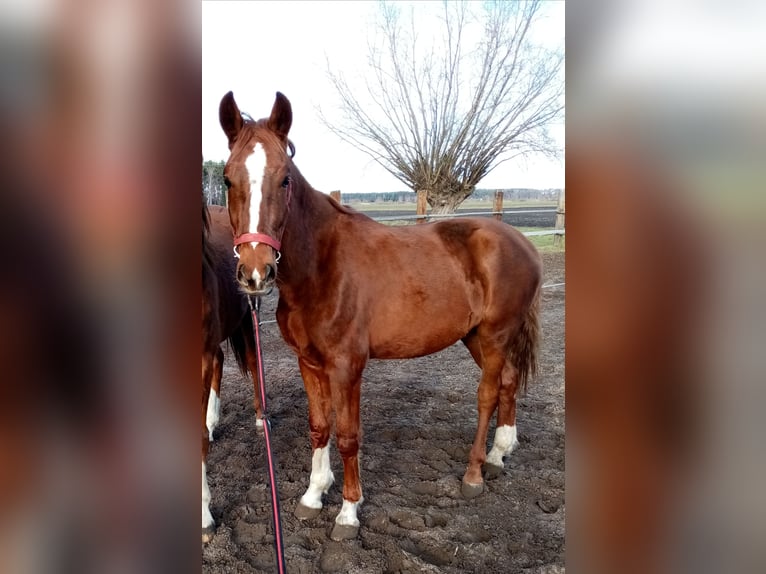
462 338 506 499
486 289 539 478
462 334 518 479
484 360 520 479
205 347 224 442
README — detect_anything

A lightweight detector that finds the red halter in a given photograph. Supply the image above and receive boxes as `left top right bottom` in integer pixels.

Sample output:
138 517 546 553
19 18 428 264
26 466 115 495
233 232 281 253
232 177 292 259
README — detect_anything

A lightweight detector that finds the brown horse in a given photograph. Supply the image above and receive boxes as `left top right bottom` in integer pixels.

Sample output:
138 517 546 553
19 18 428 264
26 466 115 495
218 91 542 541
201 201 262 542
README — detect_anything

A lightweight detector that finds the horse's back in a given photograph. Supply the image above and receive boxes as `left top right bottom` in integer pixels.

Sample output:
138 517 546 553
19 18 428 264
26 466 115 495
392 216 542 294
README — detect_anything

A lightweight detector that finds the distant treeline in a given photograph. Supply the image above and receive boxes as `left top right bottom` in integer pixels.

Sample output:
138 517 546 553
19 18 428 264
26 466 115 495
205 157 561 207
341 188 561 204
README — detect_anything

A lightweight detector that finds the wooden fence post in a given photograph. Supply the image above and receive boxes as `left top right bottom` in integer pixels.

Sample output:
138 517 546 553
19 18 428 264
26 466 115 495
554 188 565 247
330 190 341 204
416 190 428 224
493 190 504 221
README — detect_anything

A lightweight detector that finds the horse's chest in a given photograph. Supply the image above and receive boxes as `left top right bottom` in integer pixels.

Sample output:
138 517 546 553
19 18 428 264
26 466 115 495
277 300 361 361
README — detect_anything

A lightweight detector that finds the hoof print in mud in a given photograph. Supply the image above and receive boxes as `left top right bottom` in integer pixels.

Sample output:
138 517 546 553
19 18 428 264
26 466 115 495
461 480 484 499
294 503 322 520
330 523 359 541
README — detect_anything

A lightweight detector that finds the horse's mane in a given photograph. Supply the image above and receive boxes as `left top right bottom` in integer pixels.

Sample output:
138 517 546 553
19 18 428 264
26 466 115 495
202 197 211 234
325 192 361 217
202 198 214 269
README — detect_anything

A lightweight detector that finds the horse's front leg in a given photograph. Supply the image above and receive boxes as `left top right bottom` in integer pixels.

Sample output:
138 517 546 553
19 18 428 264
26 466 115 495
294 358 335 520
328 358 364 541
205 347 224 442
243 340 264 432
202 352 215 542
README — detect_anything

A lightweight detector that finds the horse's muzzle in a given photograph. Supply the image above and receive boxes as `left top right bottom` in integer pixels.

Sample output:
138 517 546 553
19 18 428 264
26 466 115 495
236 263 276 295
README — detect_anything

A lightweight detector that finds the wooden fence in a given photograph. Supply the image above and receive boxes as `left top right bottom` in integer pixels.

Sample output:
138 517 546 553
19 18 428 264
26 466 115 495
328 189 565 241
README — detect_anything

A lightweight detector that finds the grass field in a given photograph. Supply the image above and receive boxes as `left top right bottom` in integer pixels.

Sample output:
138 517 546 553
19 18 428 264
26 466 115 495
517 227 565 252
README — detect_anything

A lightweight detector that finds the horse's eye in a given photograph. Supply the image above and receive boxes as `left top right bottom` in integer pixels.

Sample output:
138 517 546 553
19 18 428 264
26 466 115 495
224 177 232 189
281 176 290 188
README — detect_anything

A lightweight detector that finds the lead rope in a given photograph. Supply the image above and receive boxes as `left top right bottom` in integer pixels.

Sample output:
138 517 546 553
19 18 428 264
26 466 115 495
249 296 287 574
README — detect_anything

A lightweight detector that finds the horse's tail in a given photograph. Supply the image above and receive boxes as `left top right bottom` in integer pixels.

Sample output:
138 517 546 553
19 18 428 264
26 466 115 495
510 286 541 395
228 310 254 378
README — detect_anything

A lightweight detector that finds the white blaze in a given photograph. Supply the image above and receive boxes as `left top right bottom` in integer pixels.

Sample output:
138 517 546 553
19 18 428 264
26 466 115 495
299 446 334 509
486 424 518 467
244 143 267 280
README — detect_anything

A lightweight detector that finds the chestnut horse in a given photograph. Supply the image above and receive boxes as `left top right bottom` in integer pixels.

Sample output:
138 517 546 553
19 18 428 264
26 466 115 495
218 91 542 541
201 201 262 542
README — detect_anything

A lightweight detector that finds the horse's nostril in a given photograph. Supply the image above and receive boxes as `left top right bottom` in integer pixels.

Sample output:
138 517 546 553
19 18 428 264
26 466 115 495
264 264 276 282
237 265 249 285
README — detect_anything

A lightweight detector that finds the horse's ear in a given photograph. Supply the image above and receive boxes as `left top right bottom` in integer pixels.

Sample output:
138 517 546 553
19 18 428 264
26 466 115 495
219 91 243 146
267 92 292 140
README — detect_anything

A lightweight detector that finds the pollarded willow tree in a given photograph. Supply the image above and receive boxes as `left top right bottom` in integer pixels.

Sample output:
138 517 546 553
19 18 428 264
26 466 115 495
320 0 564 214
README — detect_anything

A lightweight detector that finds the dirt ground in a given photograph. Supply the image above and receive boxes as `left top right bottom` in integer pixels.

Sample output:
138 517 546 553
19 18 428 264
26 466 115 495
203 250 565 573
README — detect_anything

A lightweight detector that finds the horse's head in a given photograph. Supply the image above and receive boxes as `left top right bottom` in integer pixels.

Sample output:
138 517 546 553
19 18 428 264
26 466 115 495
219 91 294 295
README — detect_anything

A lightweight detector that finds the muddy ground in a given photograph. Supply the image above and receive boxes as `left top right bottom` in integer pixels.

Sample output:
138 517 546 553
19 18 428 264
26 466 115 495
203 250 564 573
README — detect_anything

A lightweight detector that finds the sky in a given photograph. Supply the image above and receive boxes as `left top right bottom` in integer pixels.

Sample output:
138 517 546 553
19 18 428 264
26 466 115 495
202 1 565 194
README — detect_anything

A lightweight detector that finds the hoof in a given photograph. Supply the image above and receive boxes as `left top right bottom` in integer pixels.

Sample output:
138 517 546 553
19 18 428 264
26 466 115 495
461 480 484 499
295 502 322 520
483 462 504 480
330 523 359 541
202 525 215 543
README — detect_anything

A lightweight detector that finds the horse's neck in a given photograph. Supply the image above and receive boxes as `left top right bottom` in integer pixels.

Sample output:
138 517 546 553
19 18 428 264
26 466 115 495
279 178 338 286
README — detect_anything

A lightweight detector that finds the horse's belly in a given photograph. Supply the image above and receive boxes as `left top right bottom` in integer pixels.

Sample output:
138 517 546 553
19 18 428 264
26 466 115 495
368 307 473 360
370 337 460 360
366 270 482 359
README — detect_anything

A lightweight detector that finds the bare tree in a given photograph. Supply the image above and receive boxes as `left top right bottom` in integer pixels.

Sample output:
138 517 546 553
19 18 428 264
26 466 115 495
320 0 563 214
